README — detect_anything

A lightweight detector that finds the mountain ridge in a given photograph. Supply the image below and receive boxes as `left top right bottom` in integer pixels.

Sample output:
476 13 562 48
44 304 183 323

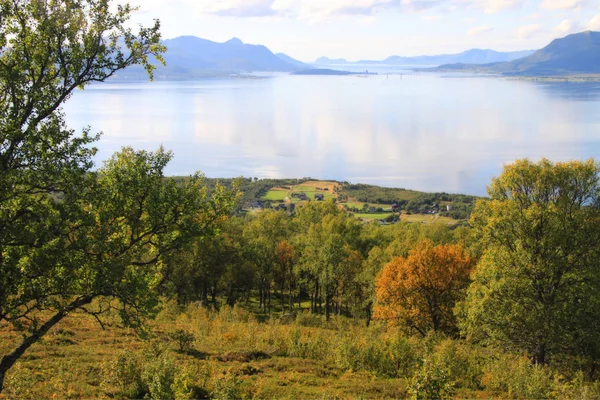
115 36 306 79
313 48 536 66
434 31 600 76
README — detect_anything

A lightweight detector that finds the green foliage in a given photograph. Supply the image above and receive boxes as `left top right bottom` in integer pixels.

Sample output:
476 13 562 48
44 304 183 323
481 354 555 399
0 0 172 390
459 159 600 365
341 184 477 219
211 372 247 400
409 362 455 400
168 329 196 353
102 351 147 399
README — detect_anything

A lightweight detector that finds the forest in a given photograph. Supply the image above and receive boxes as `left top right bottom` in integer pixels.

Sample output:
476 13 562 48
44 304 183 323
1 1 600 399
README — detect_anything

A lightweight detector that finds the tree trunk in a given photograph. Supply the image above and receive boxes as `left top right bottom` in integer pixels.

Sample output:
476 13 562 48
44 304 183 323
325 293 330 321
0 295 93 393
533 344 546 365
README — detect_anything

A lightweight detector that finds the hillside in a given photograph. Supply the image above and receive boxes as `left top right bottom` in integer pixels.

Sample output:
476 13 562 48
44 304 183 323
436 31 600 76
115 36 303 79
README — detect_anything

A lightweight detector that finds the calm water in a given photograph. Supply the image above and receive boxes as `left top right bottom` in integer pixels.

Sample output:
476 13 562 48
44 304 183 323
63 72 600 196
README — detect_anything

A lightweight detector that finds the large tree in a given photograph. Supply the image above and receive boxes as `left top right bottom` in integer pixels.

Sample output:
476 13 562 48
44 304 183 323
0 0 237 392
458 159 600 365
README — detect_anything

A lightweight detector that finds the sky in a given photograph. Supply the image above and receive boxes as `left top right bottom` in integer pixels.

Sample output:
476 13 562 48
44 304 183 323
117 0 600 62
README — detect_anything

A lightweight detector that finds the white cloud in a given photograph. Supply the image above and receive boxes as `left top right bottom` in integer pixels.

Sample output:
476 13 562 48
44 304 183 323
422 14 444 21
540 0 585 10
468 25 493 35
515 24 543 40
126 0 531 21
554 19 581 36
460 0 527 13
589 14 600 30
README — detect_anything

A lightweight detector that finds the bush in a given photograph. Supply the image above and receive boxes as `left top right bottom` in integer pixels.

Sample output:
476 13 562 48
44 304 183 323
142 356 177 400
408 362 455 400
295 311 325 328
431 339 484 390
211 372 246 400
481 354 554 399
168 328 196 353
102 351 147 399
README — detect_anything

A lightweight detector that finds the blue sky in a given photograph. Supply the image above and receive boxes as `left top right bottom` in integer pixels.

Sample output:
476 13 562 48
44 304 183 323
119 0 600 62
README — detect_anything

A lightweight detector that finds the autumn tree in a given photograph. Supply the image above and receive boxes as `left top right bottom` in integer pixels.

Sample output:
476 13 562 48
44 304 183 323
458 159 600 365
374 239 472 336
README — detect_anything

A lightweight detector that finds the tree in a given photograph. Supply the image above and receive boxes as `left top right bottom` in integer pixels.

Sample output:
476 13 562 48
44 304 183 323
0 0 173 391
243 210 291 313
296 210 362 320
458 159 600 365
0 148 238 391
374 239 472 336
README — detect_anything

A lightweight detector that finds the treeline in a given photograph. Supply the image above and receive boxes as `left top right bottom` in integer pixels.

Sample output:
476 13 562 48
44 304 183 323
159 159 600 380
342 183 478 219
159 203 471 325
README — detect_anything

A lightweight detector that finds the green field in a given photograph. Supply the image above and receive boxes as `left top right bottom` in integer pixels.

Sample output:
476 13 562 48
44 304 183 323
344 202 390 210
261 190 289 201
353 213 393 220
403 214 459 225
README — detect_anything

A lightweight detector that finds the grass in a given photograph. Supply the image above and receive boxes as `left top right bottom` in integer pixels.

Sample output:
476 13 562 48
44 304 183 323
403 214 459 225
344 202 391 210
0 306 410 399
261 190 289 201
260 182 339 204
353 213 393 220
1 302 596 399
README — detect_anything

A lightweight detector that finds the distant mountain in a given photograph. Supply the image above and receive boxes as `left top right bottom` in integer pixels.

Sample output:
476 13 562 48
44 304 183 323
382 49 535 66
312 49 535 67
293 69 353 76
115 36 302 79
436 31 600 76
275 53 309 69
314 57 349 64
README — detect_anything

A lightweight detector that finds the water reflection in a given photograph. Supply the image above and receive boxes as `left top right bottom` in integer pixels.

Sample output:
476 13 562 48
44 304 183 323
63 75 600 196
532 81 600 102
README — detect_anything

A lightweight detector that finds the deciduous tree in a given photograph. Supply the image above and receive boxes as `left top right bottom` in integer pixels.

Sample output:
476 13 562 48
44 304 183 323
374 239 472 336
458 159 600 365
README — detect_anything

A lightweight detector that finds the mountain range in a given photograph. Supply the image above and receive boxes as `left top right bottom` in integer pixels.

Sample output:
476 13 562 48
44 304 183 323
116 36 309 79
114 31 599 79
314 49 535 66
434 31 600 76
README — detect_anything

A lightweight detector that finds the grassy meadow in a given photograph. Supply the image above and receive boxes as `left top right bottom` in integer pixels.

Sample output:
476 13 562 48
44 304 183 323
3 302 596 400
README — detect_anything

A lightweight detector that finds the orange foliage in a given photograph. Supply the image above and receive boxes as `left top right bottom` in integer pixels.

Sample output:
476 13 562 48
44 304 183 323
374 239 472 336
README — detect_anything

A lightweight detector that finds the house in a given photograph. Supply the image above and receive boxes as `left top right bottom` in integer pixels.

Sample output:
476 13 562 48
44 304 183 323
391 204 400 212
292 192 308 200
314 193 325 201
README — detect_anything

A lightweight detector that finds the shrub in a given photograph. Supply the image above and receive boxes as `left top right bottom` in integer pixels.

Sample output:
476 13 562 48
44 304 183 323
142 356 177 400
408 362 455 400
481 354 554 399
431 339 484 390
211 372 246 400
295 311 325 328
168 328 196 353
101 351 147 399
